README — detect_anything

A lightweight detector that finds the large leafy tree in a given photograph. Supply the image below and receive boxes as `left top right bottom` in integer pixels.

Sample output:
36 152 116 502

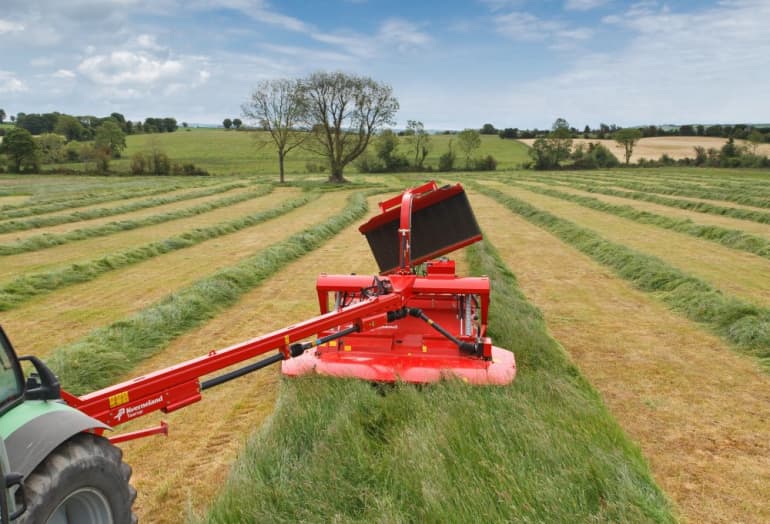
95 120 126 158
528 118 573 170
613 128 643 165
242 78 308 183
302 71 398 183
1 128 39 172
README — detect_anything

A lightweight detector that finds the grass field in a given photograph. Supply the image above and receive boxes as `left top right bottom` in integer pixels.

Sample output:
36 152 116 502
2 161 770 523
43 128 531 176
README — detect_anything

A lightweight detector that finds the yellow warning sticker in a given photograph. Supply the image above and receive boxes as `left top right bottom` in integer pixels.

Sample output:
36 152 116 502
422 345 427 353
344 345 352 352
329 340 337 347
109 391 130 408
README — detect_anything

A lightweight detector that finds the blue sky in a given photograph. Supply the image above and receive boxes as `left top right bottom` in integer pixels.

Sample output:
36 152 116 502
1 0 768 129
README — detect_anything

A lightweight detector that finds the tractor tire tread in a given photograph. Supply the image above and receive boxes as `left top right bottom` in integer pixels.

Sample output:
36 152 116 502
18 432 137 524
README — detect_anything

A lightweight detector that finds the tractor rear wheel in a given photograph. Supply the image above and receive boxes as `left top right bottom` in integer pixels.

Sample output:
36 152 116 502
18 433 136 524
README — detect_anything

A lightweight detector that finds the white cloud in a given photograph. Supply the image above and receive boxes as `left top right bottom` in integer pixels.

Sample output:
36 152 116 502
0 19 24 33
135 34 164 50
565 0 610 10
0 71 27 93
378 18 431 50
501 1 770 126
494 11 592 48
77 51 183 85
52 69 76 79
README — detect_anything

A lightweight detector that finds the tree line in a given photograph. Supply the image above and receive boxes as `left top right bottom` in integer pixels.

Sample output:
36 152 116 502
526 118 770 170
491 122 770 142
1 111 178 140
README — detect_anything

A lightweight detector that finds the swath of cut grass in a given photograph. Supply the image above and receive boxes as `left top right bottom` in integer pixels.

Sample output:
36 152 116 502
472 183 770 365
535 176 770 225
201 239 674 523
0 192 320 311
0 182 248 234
0 178 219 219
46 192 368 395
0 185 274 256
510 180 770 261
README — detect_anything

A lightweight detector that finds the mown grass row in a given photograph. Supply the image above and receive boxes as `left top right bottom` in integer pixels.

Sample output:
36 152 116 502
0 185 274 256
547 173 770 208
0 192 320 311
508 181 770 260
529 168 770 194
202 238 675 523
473 183 770 365
524 175 770 225
0 182 249 234
47 192 369 395
0 178 220 218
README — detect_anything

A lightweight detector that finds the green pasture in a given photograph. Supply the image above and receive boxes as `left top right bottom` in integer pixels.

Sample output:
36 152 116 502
44 128 530 176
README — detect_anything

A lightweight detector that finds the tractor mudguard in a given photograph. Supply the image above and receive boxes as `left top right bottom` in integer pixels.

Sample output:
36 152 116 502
2 400 109 478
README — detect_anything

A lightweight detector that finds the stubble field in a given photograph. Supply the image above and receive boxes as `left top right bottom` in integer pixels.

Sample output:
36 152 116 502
2 160 770 522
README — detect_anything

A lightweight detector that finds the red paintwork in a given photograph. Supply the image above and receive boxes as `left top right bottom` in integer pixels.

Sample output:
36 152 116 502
283 259 516 385
60 181 516 443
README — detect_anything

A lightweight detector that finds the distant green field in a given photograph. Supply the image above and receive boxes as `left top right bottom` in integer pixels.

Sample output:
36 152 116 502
45 128 531 177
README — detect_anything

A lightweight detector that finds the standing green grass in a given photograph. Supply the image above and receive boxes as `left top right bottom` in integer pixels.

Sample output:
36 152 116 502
202 239 674 523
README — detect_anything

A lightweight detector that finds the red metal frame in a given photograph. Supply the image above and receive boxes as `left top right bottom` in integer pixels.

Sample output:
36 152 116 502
59 181 515 444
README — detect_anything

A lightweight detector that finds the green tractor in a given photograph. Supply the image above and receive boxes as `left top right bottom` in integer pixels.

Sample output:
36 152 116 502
0 327 135 523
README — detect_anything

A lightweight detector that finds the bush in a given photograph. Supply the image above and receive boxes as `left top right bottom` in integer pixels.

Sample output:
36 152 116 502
472 155 497 171
571 142 619 169
438 150 455 171
130 152 148 174
172 162 210 176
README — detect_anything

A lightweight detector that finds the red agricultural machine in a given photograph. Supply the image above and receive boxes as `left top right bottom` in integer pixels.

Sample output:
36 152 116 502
0 181 515 523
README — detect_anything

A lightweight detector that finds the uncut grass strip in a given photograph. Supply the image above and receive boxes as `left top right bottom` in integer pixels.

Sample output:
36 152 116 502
510 181 770 260
203 239 674 524
0 178 221 219
0 192 321 311
470 190 770 523
45 192 369 395
0 182 249 234
533 176 770 225
471 183 770 365
0 185 274 256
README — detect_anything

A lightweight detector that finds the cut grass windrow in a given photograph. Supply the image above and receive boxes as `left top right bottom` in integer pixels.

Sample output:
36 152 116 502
0 178 220 218
566 175 770 208
0 185 274 256
47 192 368 395
203 238 674 523
0 182 248 234
533 177 770 225
472 183 770 365
508 180 770 261
0 192 320 311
